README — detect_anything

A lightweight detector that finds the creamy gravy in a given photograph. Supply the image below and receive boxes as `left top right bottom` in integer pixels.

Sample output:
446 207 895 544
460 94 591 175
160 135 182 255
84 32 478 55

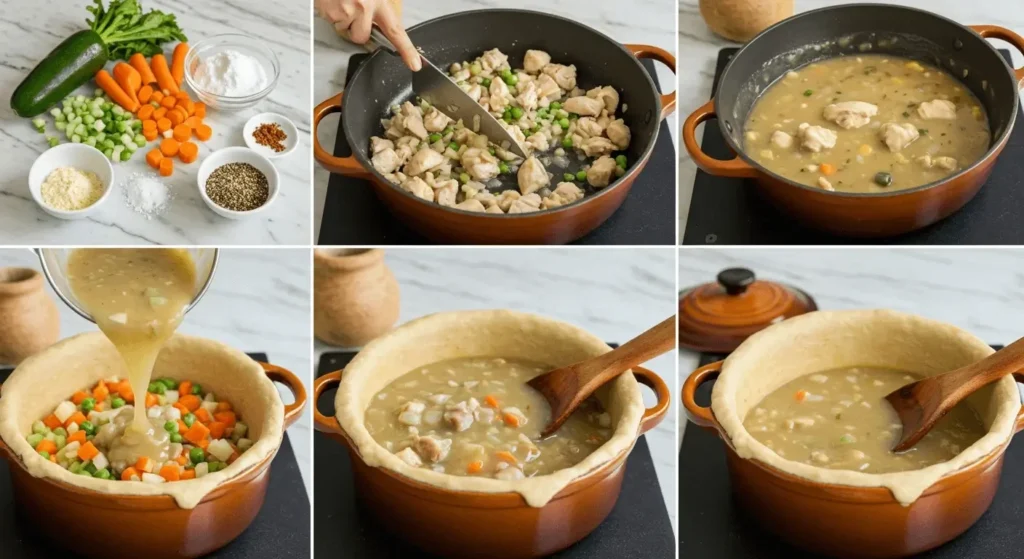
67 249 196 466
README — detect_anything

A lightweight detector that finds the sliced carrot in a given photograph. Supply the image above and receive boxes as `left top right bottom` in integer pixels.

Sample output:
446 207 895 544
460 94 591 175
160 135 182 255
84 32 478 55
503 413 521 427
71 390 90 405
180 99 195 116
137 104 155 120
484 395 499 408
820 163 837 176
194 124 212 141
179 394 202 412
129 53 157 86
174 90 191 102
156 118 172 133
146 149 164 169
467 460 483 474
175 454 189 466
173 402 190 416
153 107 168 120
64 411 86 428
178 381 193 397
77 441 100 461
93 402 105 412
159 157 174 177
167 110 184 127
194 102 206 118
35 439 57 454
151 90 165 104
208 421 226 439
142 118 157 130
213 411 236 427
145 392 159 408
171 43 189 87
159 464 181 481
184 116 203 129
795 390 808 402
42 414 62 430
67 430 87 445
135 456 154 473
196 438 210 450
183 421 210 445
121 466 140 481
195 407 211 423
180 469 197 480
151 54 179 94
177 420 188 433
160 95 177 109
143 128 159 142
138 85 154 105
178 141 199 164
172 123 191 142
495 451 518 464
160 138 180 157
93 381 110 402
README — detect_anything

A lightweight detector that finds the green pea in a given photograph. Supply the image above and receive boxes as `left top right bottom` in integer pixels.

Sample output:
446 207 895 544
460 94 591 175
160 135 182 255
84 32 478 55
80 421 96 436
504 74 518 86
459 172 471 184
159 378 178 390
615 155 628 169
568 113 579 120
563 173 576 182
111 397 125 409
442 126 454 136
550 101 562 111
558 118 570 129
562 136 573 149
803 89 813 97
170 433 183 443
510 107 524 120
500 69 512 79
498 162 510 174
148 382 165 395
556 109 569 119
502 112 513 123
428 133 442 144
80 398 96 413
94 468 112 480
83 462 97 475
576 170 588 181
488 147 496 155
481 77 491 87
874 171 893 187
164 420 178 433
190 447 206 464
39 451 50 459
208 462 221 473
191 384 202 396
183 413 196 428
77 469 93 477
537 108 549 117
447 142 459 152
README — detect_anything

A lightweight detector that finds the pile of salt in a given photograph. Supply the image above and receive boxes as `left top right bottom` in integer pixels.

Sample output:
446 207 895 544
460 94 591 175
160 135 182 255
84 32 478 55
122 173 172 218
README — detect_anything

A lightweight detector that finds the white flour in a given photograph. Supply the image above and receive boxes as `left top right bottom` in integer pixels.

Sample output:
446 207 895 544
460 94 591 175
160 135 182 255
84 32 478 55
192 50 269 97
122 173 171 219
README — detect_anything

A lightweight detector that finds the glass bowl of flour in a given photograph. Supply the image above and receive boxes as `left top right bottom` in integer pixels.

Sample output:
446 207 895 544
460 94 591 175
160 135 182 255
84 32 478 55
184 34 280 111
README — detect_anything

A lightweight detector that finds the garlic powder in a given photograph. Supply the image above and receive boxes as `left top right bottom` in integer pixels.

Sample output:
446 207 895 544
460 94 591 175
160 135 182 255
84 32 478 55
40 167 104 211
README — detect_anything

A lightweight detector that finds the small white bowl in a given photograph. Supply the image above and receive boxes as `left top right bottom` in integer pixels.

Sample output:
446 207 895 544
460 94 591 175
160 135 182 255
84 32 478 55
197 147 279 219
184 34 280 112
243 113 298 158
28 144 114 220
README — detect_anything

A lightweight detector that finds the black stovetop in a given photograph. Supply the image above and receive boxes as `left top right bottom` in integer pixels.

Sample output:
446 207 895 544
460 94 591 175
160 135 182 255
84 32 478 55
318 54 676 245
683 49 1024 245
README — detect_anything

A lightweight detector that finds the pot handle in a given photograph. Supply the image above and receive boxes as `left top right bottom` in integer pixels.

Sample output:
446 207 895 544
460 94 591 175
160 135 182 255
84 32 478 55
682 99 759 178
970 25 1024 85
313 371 350 446
624 44 677 120
313 92 374 178
259 362 308 430
632 366 671 435
1014 373 1024 434
681 361 723 433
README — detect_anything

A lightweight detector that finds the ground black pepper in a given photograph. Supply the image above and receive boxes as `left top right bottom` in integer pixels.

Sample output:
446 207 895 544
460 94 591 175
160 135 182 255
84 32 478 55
253 123 287 153
205 163 269 212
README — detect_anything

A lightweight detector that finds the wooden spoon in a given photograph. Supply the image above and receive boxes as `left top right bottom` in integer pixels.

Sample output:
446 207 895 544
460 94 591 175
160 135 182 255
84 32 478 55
528 316 676 437
886 336 1024 452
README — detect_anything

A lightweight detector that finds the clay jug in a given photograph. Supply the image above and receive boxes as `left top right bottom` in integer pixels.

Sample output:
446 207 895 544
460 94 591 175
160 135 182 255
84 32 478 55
314 249 400 347
0 268 60 366
700 0 794 43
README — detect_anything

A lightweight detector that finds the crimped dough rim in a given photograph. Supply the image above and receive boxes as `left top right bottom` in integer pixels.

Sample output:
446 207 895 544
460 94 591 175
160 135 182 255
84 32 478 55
712 309 1020 506
0 332 285 509
334 310 646 508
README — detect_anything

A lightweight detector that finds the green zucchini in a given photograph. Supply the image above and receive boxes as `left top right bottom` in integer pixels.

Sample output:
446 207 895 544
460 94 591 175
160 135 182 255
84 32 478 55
10 30 108 118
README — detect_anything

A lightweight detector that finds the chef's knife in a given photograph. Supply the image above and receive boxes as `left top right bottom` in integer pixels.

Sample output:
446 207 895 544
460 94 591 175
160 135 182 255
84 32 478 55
369 28 528 159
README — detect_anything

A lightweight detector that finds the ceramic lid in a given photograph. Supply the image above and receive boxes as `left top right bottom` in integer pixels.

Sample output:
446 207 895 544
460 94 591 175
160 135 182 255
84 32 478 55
678 267 817 352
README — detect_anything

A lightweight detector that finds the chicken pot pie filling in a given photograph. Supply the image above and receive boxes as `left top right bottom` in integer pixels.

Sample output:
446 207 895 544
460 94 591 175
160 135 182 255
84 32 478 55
366 357 612 480
369 48 632 214
743 367 985 473
334 310 647 508
744 55 991 193
710 309 1019 506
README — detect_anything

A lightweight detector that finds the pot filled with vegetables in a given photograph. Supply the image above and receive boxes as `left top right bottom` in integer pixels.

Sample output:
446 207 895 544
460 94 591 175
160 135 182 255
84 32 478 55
682 4 1024 237
313 310 671 558
682 309 1024 557
313 9 677 244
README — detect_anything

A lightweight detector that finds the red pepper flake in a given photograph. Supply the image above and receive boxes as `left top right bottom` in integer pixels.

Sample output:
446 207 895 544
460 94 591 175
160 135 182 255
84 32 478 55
252 122 287 153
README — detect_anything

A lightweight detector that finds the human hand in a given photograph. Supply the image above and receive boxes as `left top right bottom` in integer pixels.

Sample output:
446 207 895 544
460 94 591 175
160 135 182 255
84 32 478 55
316 0 421 71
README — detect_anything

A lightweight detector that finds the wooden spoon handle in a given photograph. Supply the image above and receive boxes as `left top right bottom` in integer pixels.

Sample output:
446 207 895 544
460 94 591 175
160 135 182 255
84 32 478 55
577 316 677 387
946 336 1024 401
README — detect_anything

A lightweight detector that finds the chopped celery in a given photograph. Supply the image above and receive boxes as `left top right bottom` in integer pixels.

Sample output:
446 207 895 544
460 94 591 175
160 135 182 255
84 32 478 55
134 134 146 145
120 150 131 161
93 120 105 132
32 118 45 132
32 421 47 435
26 433 44 447
102 148 113 158
84 137 97 147
54 122 67 131
47 136 59 148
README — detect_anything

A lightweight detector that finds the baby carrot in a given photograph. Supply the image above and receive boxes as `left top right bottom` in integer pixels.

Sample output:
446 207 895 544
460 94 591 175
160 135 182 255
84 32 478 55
112 62 141 106
159 157 174 177
178 141 199 164
150 54 179 94
129 53 157 85
94 69 138 113
146 149 163 169
171 43 189 87
194 124 212 141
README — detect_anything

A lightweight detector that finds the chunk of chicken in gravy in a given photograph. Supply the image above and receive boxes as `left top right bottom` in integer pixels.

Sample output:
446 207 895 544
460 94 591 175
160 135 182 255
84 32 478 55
744 55 990 193
365 357 612 479
743 367 985 473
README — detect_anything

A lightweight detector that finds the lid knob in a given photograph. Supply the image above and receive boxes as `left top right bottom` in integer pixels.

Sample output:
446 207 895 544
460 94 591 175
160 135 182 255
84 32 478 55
717 268 755 295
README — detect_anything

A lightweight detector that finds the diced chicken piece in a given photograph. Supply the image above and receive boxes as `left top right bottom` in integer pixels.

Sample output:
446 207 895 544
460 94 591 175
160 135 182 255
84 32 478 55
525 130 550 152
587 155 618 188
404 147 445 176
489 78 512 112
485 204 504 214
605 119 631 150
563 96 604 117
496 190 521 211
818 177 835 191
370 136 394 154
917 99 957 120
878 122 920 152
443 407 475 432
581 137 616 158
918 155 958 171
461 148 501 181
474 407 496 423
401 113 428 140
535 73 561 100
479 48 509 72
399 101 423 118
413 435 452 463
508 193 542 214
517 156 550 195
494 465 525 480
397 401 426 426
435 182 458 207
371 148 402 175
575 117 605 139
423 108 451 133
454 199 487 212
401 176 434 202
518 433 542 462
394 447 422 468
542 63 577 91
797 123 837 152
587 86 620 113
769 130 793 149
542 182 585 209
822 101 879 129
461 82 484 102
516 80 540 111
524 50 552 74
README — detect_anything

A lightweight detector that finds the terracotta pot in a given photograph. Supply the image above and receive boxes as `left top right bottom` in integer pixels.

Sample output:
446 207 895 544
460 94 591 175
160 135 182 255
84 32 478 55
682 4 1024 237
313 311 671 558
313 9 677 244
699 0 794 43
0 268 59 366
314 249 399 347
681 311 1024 558
0 335 307 559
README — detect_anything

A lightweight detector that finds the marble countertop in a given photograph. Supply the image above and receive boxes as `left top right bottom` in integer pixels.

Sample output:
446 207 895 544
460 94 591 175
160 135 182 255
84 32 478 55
0 249 312 496
312 0 677 237
677 0 1024 239
677 247 1024 448
314 247 678 533
0 0 310 245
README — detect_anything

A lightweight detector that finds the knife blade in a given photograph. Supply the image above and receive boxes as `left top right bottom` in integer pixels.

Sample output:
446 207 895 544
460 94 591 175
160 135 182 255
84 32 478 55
368 28 528 159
